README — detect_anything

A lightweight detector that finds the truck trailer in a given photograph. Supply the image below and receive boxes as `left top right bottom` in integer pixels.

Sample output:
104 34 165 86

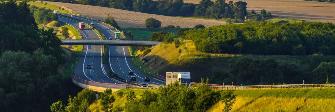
79 22 85 30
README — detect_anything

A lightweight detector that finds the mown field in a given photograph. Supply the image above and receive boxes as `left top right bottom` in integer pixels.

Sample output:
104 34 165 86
209 88 335 112
182 0 335 23
45 1 226 28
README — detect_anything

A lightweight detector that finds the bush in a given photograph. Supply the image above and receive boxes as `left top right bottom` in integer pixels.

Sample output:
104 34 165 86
145 18 161 28
194 24 205 29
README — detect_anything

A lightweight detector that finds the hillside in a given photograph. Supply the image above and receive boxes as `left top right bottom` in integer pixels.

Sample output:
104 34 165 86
46 2 226 28
53 86 335 112
182 0 335 23
210 88 335 112
136 39 335 84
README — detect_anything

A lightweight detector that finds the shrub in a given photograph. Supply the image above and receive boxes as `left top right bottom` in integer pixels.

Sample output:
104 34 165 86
145 18 161 28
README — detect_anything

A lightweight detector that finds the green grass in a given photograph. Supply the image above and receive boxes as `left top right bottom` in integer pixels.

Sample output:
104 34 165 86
124 28 184 40
234 88 335 99
209 88 335 112
29 1 73 14
64 25 81 39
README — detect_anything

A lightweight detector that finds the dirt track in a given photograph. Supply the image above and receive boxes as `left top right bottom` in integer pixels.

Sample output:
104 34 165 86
48 2 226 28
184 0 335 23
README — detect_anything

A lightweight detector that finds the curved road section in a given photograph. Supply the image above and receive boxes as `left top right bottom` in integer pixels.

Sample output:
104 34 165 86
58 15 164 88
59 16 122 85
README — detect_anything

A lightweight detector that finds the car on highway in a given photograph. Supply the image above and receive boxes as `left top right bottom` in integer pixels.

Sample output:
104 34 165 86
144 77 150 82
130 76 136 82
128 71 134 76
139 83 148 87
86 64 93 69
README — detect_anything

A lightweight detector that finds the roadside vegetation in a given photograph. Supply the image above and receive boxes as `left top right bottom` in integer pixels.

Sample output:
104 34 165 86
51 83 236 112
132 20 335 84
29 1 73 14
52 84 335 112
0 1 80 112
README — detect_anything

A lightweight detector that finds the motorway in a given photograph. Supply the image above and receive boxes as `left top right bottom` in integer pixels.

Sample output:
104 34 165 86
58 15 164 87
59 16 121 84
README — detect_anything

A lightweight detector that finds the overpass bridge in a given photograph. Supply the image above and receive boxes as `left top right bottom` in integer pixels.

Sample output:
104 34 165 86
61 40 160 46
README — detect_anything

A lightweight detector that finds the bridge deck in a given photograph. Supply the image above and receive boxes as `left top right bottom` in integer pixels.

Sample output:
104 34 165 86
61 40 160 46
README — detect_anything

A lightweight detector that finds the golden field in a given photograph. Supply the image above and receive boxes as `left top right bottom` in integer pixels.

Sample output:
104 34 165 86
46 2 226 28
183 0 335 23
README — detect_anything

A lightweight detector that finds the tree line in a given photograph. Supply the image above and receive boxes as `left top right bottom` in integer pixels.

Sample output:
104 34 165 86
41 0 266 21
148 21 335 84
51 83 236 112
0 1 79 111
177 21 335 55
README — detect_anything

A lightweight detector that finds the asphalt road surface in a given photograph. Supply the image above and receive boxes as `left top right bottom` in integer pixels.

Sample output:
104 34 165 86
58 16 122 84
59 15 164 86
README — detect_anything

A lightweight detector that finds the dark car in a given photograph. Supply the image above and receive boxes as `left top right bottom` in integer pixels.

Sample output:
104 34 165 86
128 71 134 76
139 83 148 87
86 65 93 69
130 76 136 82
144 77 150 82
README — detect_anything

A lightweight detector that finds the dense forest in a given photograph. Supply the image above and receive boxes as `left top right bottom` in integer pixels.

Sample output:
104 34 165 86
0 1 79 112
51 83 236 112
153 21 335 55
147 21 335 84
40 0 267 21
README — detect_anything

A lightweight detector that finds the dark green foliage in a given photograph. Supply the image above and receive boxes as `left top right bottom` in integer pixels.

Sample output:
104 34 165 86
30 6 57 24
221 91 236 112
64 89 97 112
182 21 335 55
50 101 66 112
45 0 254 20
313 62 335 83
0 2 79 112
58 83 235 112
150 32 176 42
100 89 115 111
194 24 205 29
124 83 229 112
105 16 120 30
145 18 161 28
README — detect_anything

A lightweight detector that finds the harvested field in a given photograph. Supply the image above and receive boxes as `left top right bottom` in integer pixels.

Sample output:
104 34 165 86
47 2 225 28
183 0 335 23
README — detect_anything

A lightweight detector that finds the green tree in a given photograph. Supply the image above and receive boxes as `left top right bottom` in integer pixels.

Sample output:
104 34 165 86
145 18 161 28
61 26 70 39
50 101 65 112
313 62 335 83
221 91 236 112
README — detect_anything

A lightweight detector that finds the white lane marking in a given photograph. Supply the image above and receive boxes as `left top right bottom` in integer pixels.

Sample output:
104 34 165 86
96 31 121 83
82 31 93 81
122 47 143 80
108 47 115 73
101 48 107 75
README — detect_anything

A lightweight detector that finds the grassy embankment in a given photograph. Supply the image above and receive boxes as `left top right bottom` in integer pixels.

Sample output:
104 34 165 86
209 88 335 112
86 88 335 111
124 28 184 78
30 1 83 52
28 1 73 14
139 40 335 83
